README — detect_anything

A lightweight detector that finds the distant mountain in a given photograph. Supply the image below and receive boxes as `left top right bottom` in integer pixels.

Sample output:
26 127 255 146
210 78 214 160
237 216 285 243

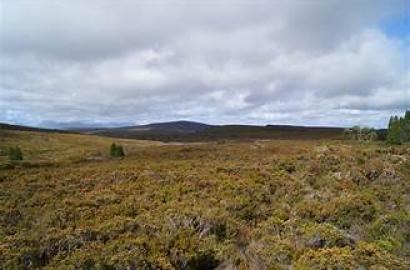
0 121 347 142
125 120 211 133
80 121 345 142
39 120 134 130
85 120 211 135
0 123 65 133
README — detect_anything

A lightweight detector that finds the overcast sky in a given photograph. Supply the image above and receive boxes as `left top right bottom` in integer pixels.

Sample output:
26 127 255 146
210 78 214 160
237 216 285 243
1 0 409 128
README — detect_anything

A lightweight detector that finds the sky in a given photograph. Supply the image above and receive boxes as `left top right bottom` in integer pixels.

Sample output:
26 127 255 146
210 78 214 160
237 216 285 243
0 0 409 129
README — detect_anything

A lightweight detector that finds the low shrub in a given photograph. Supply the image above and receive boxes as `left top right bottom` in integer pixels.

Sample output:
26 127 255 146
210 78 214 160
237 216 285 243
8 145 23 161
109 143 125 157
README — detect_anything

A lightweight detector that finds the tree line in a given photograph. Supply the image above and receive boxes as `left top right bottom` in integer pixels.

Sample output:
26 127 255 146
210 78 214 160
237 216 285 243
344 110 409 144
387 110 410 145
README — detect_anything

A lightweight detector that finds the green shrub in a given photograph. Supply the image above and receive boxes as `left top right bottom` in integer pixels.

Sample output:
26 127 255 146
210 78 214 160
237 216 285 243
368 212 410 252
8 146 23 161
110 143 117 157
109 143 125 157
115 145 125 157
301 223 356 249
294 247 356 269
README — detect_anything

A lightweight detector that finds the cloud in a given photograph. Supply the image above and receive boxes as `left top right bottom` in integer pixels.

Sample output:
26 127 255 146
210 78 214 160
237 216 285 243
0 0 409 128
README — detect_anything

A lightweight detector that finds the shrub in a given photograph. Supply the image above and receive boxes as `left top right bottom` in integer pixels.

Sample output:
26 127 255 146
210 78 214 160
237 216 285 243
115 145 125 157
8 146 23 161
294 247 356 269
368 212 410 253
301 223 356 249
387 116 402 144
110 143 117 157
109 143 125 157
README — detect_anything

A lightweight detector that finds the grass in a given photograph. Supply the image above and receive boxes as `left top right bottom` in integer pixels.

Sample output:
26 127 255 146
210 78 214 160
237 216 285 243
0 130 409 269
0 130 162 165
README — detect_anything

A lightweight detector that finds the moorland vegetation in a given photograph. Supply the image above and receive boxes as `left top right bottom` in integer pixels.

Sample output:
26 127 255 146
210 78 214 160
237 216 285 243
0 128 409 269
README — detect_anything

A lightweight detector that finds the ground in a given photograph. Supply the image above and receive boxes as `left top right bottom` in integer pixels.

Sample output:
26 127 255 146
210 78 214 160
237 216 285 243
0 130 409 269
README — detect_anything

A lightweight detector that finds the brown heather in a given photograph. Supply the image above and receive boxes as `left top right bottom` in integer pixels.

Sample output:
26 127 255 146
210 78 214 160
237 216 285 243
0 130 409 269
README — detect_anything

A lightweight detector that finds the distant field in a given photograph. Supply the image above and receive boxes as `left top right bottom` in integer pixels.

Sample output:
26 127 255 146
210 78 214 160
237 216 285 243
0 130 409 269
0 130 162 165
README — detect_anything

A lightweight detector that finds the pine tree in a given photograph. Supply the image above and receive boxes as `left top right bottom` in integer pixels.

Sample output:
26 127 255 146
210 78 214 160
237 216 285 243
401 110 410 142
387 116 401 144
388 116 394 129
115 145 125 157
405 110 410 121
110 143 117 157
109 143 125 157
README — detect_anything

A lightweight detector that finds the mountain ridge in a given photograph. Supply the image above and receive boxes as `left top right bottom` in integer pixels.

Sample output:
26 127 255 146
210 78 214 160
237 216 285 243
0 120 347 142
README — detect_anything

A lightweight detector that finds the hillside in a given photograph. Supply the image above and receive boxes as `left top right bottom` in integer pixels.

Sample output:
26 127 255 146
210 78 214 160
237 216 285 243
0 129 161 165
80 121 345 142
0 123 64 133
1 130 409 269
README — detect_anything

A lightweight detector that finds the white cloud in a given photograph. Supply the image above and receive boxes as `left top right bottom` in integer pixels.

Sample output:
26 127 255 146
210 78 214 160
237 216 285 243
0 0 409 128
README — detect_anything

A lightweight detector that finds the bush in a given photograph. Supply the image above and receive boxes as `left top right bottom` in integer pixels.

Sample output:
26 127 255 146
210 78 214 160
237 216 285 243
8 146 23 161
110 143 117 157
115 145 125 157
109 143 125 157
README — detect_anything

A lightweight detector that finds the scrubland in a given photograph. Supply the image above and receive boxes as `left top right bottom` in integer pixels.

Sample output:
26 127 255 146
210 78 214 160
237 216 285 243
0 130 409 269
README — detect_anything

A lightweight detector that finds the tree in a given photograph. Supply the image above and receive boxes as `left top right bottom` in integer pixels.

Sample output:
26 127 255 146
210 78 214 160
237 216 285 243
388 116 394 129
352 126 361 140
8 146 23 161
115 145 125 157
402 110 410 142
110 143 117 157
109 143 125 157
387 116 401 144
386 111 410 145
405 110 410 121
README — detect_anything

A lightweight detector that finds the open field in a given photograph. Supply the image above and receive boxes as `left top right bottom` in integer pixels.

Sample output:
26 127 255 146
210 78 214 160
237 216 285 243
0 130 163 166
0 130 409 269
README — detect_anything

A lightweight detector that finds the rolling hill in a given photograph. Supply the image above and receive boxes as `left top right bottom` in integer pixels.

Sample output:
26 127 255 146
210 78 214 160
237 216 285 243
0 123 65 133
79 121 345 141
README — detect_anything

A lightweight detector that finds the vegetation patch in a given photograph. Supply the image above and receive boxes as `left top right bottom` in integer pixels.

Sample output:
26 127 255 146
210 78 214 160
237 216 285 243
0 131 409 269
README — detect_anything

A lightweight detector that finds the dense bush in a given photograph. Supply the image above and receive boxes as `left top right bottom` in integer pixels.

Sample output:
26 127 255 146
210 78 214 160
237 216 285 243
109 143 125 157
8 145 23 161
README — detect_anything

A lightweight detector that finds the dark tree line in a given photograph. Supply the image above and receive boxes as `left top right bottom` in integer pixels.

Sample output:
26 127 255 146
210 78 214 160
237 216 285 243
387 110 410 145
